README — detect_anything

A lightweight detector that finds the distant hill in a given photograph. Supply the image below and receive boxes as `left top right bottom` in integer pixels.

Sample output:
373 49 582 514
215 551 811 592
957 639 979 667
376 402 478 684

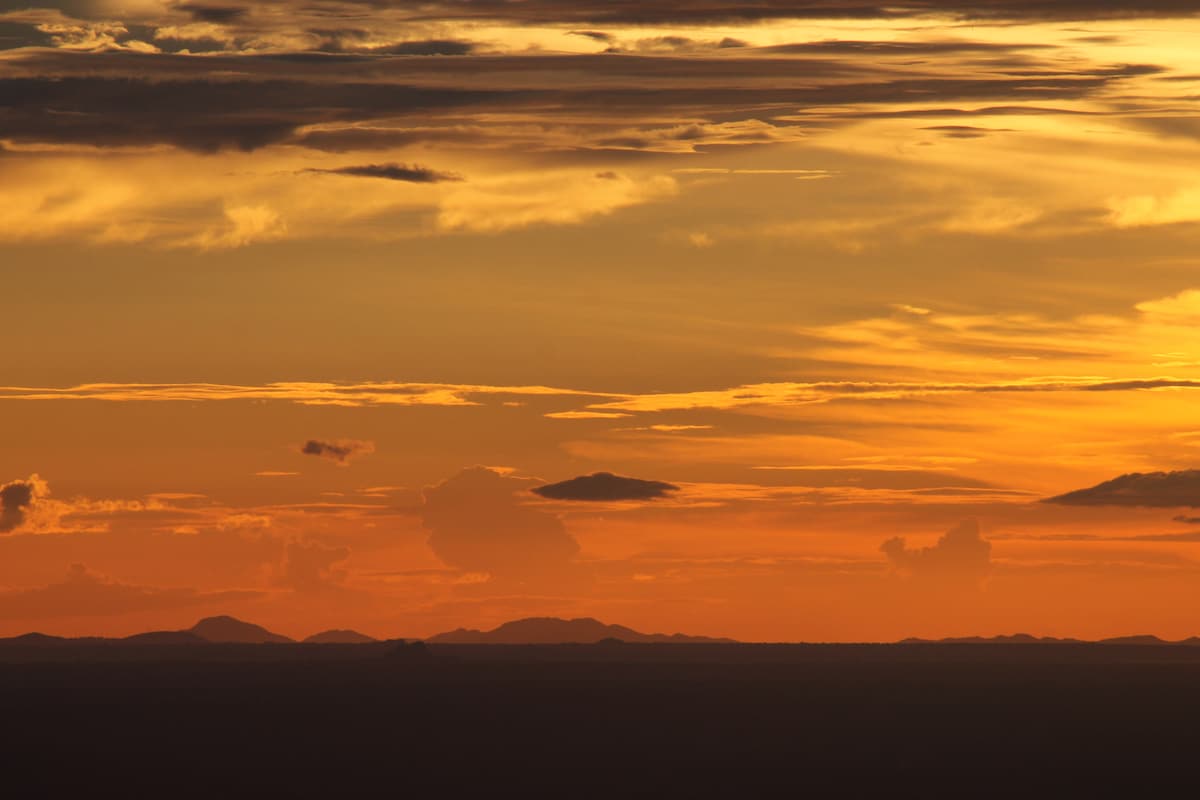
303 629 377 644
188 616 293 644
1099 635 1169 646
427 617 735 645
0 632 74 646
900 634 1200 646
900 634 1083 645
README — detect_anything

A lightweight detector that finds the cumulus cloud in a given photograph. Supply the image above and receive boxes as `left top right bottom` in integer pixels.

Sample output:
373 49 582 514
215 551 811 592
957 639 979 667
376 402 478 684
421 467 580 583
0 563 256 621
0 475 47 533
881 519 992 583
532 472 679 501
277 540 350 591
299 439 375 465
1044 470 1200 508
306 163 463 183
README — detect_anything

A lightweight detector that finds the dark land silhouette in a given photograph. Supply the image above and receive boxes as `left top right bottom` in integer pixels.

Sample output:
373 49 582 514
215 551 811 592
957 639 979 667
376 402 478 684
303 628 377 644
427 615 736 644
186 614 295 643
4 617 1200 794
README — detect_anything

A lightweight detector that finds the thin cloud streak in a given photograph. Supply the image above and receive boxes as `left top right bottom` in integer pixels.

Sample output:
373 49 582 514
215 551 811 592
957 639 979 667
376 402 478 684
3 376 1200 410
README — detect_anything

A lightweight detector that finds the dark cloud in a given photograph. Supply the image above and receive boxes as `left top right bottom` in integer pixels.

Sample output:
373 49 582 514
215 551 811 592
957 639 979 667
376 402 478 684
176 4 248 24
921 124 1011 138
933 1 1200 21
569 30 614 43
373 39 474 56
320 1 1200 24
320 37 476 56
1044 470 1200 508
0 72 496 152
307 163 463 183
299 439 375 464
881 519 992 582
422 467 580 582
532 472 679 501
0 477 40 533
0 41 1156 153
1 1 1195 38
761 39 1052 55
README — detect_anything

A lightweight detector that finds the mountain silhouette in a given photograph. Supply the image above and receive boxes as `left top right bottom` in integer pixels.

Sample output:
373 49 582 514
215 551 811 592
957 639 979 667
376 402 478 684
188 616 293 644
427 617 735 644
0 632 73 646
900 634 1083 644
303 629 376 644
899 633 1200 646
1099 635 1169 646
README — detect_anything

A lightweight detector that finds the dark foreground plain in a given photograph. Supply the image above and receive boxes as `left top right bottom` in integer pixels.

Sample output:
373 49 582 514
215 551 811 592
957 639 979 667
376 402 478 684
4 642 1200 796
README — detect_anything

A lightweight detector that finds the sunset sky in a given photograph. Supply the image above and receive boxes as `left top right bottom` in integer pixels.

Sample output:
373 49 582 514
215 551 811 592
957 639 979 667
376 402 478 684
8 1 1200 642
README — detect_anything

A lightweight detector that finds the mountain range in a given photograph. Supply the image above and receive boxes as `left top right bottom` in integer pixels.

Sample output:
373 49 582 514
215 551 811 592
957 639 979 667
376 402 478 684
900 633 1200 645
427 616 736 644
7 616 1200 646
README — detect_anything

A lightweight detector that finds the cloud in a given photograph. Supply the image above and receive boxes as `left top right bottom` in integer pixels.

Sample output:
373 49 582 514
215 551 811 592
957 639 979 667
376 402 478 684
0 563 256 621
1044 470 1200 508
276 540 350 591
421 467 580 583
881 519 992 583
0 475 47 533
299 439 375 465
176 4 247 24
0 29 1150 155
11 371 1200 418
0 380 606 406
569 30 614 43
0 10 1177 248
243 2 1200 25
0 72 494 152
364 40 475 56
586 377 1200 413
183 204 286 249
532 472 679 502
306 163 463 183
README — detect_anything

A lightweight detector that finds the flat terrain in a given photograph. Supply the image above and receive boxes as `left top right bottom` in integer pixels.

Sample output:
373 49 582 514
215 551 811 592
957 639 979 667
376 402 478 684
3 643 1198 795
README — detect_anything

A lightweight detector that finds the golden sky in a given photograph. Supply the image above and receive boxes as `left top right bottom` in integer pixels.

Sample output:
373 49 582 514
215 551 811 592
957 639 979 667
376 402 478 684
6 1 1200 641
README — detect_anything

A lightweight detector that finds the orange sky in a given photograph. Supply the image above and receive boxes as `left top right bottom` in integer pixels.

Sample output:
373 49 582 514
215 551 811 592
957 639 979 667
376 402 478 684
6 1 1200 641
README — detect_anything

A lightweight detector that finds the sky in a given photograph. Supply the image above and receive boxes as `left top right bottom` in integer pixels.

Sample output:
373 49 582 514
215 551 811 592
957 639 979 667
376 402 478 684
7 1 1200 641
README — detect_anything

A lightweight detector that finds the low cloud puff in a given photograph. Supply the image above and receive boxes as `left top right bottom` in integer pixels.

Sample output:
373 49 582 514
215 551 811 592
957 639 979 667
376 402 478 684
277 540 350 592
299 439 375 465
1044 470 1200 508
532 472 679 501
422 467 580 583
0 563 256 621
881 519 992 583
